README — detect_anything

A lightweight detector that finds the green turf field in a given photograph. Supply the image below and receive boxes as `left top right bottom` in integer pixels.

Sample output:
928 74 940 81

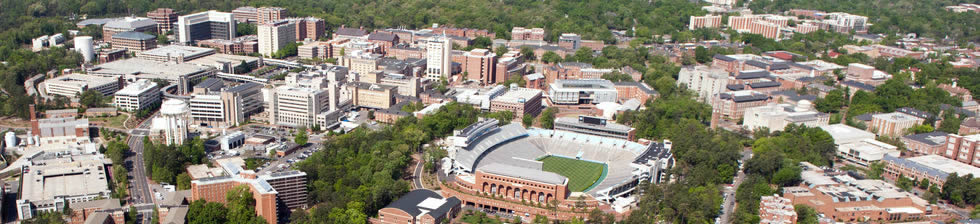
538 156 606 192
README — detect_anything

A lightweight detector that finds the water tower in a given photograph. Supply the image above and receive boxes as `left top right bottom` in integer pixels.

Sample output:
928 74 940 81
160 99 189 145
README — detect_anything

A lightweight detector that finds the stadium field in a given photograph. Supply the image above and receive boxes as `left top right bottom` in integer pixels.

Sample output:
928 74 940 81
538 156 606 192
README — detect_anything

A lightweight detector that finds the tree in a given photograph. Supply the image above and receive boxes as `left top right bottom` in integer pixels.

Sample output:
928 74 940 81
226 185 266 224
295 126 309 146
815 89 845 113
539 108 559 129
126 206 138 224
909 124 934 134
522 113 534 127
79 89 105 108
495 45 509 56
795 205 819 224
151 207 160 224
520 46 536 61
541 51 562 64
532 215 549 224
694 46 711 63
188 200 228 224
177 173 192 190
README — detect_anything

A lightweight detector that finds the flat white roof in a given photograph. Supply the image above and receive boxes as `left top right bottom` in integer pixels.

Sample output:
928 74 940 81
417 197 446 210
820 124 875 145
907 155 980 177
115 79 158 96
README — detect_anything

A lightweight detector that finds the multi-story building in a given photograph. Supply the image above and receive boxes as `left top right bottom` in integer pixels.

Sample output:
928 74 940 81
711 90 772 120
758 195 797 224
257 7 287 25
176 10 236 44
290 17 325 41
689 15 723 30
728 15 761 31
189 82 263 128
88 58 216 95
489 87 542 119
838 139 900 167
189 158 282 224
676 65 729 102
942 133 980 167
846 63 891 86
783 168 940 223
351 82 397 109
743 101 830 133
367 32 400 54
901 132 948 156
795 23 819 34
543 62 615 82
113 79 161 112
341 51 382 76
269 85 330 128
820 12 868 33
110 31 157 52
379 74 421 98
554 116 635 141
425 35 453 79
869 112 924 137
258 20 296 57
882 154 980 189
17 154 112 220
495 51 526 83
231 7 258 23
511 27 545 41
463 49 497 84
378 189 461 224
102 17 157 43
751 21 782 39
197 36 260 55
137 45 216 63
97 48 127 64
613 82 658 103
147 8 178 33
548 79 618 105
258 170 309 210
431 25 496 39
43 74 122 97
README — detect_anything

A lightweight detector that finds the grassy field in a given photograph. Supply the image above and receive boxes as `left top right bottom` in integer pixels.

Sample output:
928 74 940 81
88 114 128 129
538 156 605 192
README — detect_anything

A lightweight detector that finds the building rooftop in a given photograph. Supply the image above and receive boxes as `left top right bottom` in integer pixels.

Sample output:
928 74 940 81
839 139 900 162
906 155 980 178
104 17 156 30
383 189 461 218
550 79 616 91
820 124 876 145
718 90 770 103
872 112 921 123
492 87 542 104
91 58 212 80
185 53 261 67
115 79 159 96
21 153 112 202
555 116 633 133
140 45 216 59
112 31 156 41
902 131 947 146
478 163 567 185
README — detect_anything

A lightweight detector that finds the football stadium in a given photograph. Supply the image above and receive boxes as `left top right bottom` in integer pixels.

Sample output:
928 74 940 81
441 118 674 220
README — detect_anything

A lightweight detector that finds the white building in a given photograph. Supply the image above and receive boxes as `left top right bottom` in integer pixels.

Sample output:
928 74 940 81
113 79 161 111
743 101 830 133
258 20 296 57
176 10 236 44
17 153 112 220
548 79 618 105
838 139 900 167
269 86 330 128
43 74 121 98
425 35 452 79
153 99 190 145
677 66 729 102
820 124 876 145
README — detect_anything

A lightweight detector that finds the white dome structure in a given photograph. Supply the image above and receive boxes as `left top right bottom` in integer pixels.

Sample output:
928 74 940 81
796 100 814 112
157 99 189 145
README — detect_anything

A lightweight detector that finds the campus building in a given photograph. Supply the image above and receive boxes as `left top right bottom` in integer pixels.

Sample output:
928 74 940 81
176 10 236 44
42 74 122 97
676 65 729 102
351 82 397 109
882 154 980 189
553 116 636 141
689 15 723 30
113 79 161 111
710 90 772 120
463 49 497 84
102 17 157 43
489 87 542 119
783 168 941 222
189 158 309 224
269 85 330 128
548 79 618 105
258 20 296 57
147 8 178 33
378 189 461 224
17 153 112 220
941 133 980 167
110 31 157 52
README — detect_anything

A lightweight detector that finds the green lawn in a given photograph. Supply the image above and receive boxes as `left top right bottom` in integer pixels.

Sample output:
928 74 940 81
538 156 605 192
88 114 128 129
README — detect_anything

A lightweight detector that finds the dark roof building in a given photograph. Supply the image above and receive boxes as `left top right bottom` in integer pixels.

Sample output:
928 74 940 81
378 189 461 224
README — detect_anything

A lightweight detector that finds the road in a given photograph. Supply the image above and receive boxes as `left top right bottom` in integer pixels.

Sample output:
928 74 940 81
125 114 155 208
412 155 425 189
718 149 753 224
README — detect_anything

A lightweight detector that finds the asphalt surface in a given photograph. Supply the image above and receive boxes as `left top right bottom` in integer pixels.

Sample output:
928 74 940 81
412 156 425 189
718 149 753 224
125 114 157 223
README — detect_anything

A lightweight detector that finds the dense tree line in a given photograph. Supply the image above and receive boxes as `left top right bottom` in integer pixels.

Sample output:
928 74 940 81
733 124 836 223
292 102 479 223
747 0 980 43
2 0 712 44
143 137 208 186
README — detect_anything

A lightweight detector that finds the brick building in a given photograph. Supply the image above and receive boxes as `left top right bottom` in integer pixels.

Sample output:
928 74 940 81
901 132 948 156
463 49 497 84
146 8 177 33
942 133 980 167
257 7 287 25
490 87 542 119
511 27 545 41
711 90 772 120
111 31 157 52
783 169 944 222
689 15 723 30
759 195 797 224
